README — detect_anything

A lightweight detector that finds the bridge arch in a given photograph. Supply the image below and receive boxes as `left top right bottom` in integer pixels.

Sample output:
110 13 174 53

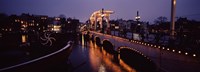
102 39 116 54
95 36 101 46
118 46 157 72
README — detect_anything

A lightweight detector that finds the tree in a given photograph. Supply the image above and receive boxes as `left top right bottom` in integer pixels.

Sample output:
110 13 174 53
59 14 66 18
154 16 168 24
153 16 168 44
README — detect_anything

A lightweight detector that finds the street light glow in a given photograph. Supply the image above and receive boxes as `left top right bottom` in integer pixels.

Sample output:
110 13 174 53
173 0 176 5
167 48 170 51
172 50 175 52
185 52 188 55
193 54 196 57
178 51 181 53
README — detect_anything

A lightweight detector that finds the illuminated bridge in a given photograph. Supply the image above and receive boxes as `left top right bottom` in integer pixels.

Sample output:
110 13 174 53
89 9 114 31
88 31 200 72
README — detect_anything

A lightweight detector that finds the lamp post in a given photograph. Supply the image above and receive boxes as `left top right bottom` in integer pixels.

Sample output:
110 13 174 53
170 0 176 38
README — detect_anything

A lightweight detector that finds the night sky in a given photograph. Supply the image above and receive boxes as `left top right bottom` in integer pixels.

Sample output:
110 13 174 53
0 0 200 23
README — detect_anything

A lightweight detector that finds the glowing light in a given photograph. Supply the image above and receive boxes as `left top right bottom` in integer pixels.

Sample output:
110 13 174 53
55 17 60 20
82 35 85 46
119 59 136 72
21 21 24 24
185 52 188 55
41 17 47 20
15 19 18 22
158 46 160 48
22 35 27 43
135 16 140 19
98 64 106 72
21 28 25 30
178 51 181 53
173 0 176 5
53 25 61 32
172 50 175 52
68 21 71 24
167 48 170 51
162 47 165 50
193 54 196 57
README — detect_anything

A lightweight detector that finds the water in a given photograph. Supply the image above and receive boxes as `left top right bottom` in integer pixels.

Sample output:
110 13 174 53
69 40 136 72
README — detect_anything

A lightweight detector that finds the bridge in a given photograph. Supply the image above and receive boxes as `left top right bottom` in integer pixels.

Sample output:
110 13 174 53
89 8 114 33
87 31 200 72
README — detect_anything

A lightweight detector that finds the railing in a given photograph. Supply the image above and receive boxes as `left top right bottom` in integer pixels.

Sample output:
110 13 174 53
0 41 73 72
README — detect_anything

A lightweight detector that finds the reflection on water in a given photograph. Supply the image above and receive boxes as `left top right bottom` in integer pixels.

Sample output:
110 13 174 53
119 59 135 72
21 34 27 43
81 35 85 46
88 41 136 72
75 35 136 72
81 35 86 53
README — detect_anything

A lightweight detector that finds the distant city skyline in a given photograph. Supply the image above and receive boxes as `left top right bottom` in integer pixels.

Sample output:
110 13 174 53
1 0 200 23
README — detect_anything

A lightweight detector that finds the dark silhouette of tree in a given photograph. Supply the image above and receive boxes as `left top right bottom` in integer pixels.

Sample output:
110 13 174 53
59 14 66 19
153 16 168 44
154 16 168 24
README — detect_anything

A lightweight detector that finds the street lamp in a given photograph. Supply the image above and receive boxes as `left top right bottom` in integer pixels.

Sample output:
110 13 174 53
170 0 176 38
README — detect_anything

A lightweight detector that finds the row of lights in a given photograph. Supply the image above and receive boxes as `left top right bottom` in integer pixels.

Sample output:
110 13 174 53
91 31 197 58
1 28 12 32
130 40 197 57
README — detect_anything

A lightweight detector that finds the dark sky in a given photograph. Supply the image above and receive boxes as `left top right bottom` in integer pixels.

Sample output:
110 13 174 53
0 0 200 23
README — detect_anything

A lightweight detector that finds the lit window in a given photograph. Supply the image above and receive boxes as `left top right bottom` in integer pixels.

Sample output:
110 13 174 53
15 19 18 22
